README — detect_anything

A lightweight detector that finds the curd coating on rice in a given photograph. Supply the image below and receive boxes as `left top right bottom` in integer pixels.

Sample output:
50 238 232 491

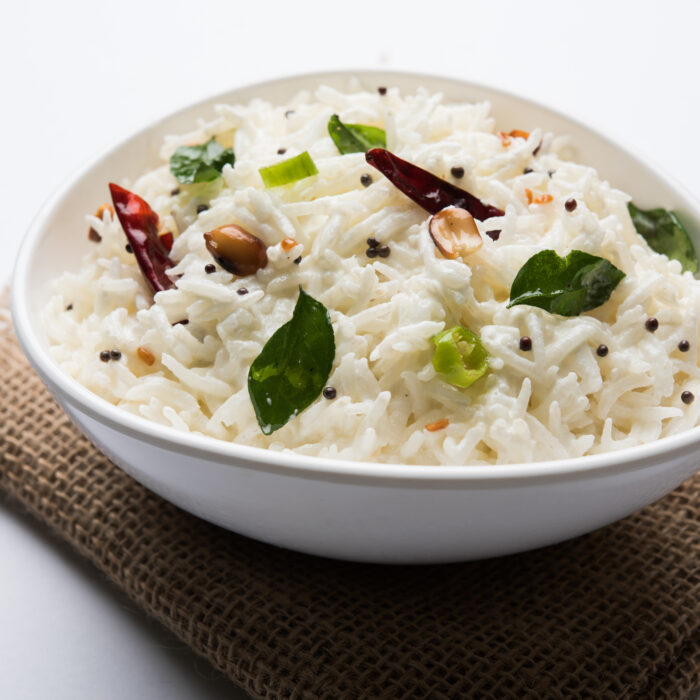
44 84 700 465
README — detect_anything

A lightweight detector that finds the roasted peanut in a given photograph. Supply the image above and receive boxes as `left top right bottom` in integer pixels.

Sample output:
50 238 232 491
88 203 115 242
203 225 268 276
428 207 482 260
96 203 114 218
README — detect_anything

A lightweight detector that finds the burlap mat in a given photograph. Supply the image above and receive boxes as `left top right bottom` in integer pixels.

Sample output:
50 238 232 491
1 297 699 700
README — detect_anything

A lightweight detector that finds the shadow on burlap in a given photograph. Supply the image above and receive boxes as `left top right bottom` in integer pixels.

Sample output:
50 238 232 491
1 302 698 699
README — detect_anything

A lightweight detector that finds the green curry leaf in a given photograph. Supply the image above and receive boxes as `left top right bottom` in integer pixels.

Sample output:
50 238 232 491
432 326 489 388
628 202 698 274
248 288 335 435
508 250 625 317
170 137 235 184
328 114 386 154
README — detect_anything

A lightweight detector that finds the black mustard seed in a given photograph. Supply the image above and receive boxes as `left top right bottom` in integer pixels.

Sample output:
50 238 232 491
323 386 337 400
109 349 121 361
679 339 690 352
360 174 372 187
125 244 133 253
523 167 533 175
65 303 73 311
170 187 180 196
204 263 216 274
277 148 287 155
486 230 501 241
450 166 465 179
99 350 111 362
377 86 387 95
565 198 578 212
366 248 378 258
682 390 695 404
645 317 659 332
367 238 379 248
377 245 391 258
519 336 532 351
237 288 249 295
596 344 609 357
196 204 209 214
293 256 302 265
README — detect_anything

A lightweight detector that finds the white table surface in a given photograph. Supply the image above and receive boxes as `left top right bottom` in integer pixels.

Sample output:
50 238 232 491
2 1 699 697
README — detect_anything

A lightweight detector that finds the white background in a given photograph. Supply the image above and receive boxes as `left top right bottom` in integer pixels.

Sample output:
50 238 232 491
2 1 699 697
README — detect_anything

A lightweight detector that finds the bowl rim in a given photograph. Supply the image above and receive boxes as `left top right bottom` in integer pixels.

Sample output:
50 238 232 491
11 68 700 485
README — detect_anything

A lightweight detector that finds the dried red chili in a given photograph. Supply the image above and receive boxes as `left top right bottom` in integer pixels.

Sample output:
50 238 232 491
159 231 174 252
109 183 175 293
365 148 504 221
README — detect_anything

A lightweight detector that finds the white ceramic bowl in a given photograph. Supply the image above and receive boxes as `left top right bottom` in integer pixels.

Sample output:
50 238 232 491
12 71 700 564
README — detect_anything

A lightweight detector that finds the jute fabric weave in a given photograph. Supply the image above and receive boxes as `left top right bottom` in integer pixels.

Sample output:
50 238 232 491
1 299 699 699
